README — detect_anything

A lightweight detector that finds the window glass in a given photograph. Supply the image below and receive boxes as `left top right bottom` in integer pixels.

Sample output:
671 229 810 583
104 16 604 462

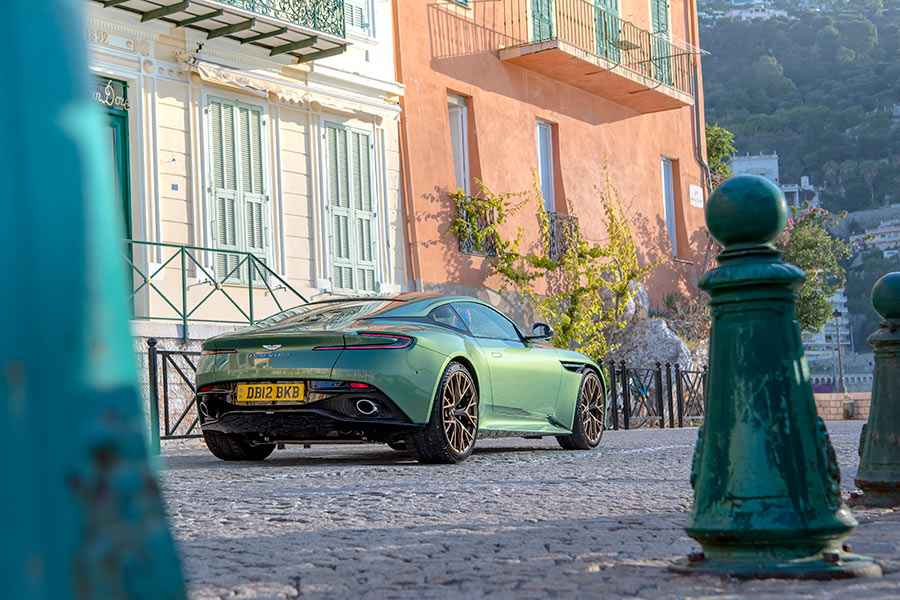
536 121 554 211
428 304 468 332
454 302 520 340
448 94 469 194
661 157 677 256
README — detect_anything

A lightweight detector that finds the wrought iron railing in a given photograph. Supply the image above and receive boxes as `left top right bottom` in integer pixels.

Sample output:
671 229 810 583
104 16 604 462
146 340 202 451
503 0 693 96
545 211 578 261
123 240 308 342
215 0 346 37
456 195 499 256
603 360 706 429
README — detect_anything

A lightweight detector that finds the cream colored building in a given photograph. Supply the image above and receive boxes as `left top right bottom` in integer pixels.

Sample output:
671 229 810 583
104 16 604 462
85 0 406 346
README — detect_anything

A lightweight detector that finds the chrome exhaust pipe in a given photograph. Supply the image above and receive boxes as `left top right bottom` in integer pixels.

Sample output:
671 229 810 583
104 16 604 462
356 399 379 416
198 401 211 418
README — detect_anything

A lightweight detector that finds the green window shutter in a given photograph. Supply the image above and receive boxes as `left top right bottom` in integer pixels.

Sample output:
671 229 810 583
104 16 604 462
209 98 241 281
351 130 376 292
326 123 377 294
650 0 668 33
209 97 269 283
327 124 354 293
532 0 553 41
650 0 671 84
239 104 268 282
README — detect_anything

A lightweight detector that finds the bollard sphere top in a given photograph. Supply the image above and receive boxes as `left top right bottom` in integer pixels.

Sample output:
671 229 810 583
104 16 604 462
705 175 788 248
871 272 900 320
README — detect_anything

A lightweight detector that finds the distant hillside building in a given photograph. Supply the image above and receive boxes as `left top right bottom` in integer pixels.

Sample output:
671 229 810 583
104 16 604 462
851 219 900 253
802 290 852 366
729 152 819 206
725 4 788 20
730 152 780 184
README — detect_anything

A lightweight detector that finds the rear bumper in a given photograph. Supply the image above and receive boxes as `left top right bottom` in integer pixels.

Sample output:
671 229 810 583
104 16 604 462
197 390 416 444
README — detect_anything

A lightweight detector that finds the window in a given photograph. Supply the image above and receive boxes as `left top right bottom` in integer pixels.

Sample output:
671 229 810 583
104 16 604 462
536 121 555 211
453 302 521 340
208 96 268 282
428 305 469 332
325 122 377 294
345 0 370 36
447 94 469 194
661 157 677 256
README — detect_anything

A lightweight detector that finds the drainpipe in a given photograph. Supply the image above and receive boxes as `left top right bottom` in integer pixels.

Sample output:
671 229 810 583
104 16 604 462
392 0 423 291
685 0 712 194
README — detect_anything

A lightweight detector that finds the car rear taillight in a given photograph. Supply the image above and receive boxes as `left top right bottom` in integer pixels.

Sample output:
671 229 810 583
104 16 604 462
313 333 414 351
198 385 213 392
349 382 371 389
201 349 236 355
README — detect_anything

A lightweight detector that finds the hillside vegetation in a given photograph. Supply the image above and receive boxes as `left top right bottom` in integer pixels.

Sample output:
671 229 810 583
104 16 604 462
701 2 900 213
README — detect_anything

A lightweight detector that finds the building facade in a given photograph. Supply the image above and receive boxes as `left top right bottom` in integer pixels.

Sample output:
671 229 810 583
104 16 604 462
802 289 852 367
851 219 900 254
730 152 819 207
394 0 710 309
85 0 406 346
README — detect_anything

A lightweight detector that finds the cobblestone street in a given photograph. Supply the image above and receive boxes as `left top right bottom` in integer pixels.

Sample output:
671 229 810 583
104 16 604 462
160 421 900 599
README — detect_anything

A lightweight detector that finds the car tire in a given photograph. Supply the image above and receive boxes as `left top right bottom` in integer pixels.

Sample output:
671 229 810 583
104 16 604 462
405 362 479 464
203 430 276 461
557 370 606 450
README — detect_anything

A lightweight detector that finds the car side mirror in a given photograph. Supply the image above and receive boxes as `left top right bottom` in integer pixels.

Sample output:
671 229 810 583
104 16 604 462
527 322 554 340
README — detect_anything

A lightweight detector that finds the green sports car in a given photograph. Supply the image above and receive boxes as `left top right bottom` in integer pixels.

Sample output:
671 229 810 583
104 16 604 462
195 293 608 464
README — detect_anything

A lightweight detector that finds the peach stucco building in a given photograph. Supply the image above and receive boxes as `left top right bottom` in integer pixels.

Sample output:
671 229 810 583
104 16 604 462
393 0 710 306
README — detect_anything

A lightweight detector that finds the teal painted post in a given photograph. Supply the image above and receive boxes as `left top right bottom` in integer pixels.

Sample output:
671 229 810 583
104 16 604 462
0 1 185 597
853 272 900 507
670 175 881 579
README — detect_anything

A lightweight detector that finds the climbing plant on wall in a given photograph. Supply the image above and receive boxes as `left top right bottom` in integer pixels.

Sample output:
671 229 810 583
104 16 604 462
450 167 661 362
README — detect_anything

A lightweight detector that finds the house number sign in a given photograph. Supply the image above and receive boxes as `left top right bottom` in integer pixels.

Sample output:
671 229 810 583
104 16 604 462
93 78 129 111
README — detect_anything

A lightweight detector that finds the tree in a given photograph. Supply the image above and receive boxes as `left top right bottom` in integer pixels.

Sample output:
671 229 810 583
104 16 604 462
705 123 736 185
775 205 851 333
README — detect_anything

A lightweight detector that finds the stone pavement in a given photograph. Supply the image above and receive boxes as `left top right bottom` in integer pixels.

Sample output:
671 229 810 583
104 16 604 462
159 421 900 599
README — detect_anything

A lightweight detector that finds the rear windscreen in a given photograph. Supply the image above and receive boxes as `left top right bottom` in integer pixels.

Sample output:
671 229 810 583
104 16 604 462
257 300 398 330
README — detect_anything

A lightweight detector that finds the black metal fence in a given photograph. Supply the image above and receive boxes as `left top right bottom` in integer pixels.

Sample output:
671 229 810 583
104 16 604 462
602 360 707 430
147 339 202 442
144 340 706 445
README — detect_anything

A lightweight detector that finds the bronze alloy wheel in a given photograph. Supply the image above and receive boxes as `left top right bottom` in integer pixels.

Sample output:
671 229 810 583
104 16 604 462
441 369 479 455
405 362 480 463
557 370 605 450
579 372 604 444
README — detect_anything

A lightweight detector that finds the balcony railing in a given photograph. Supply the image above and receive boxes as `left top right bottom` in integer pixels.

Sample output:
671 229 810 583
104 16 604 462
215 0 346 37
456 196 499 256
545 211 578 261
123 240 308 342
502 0 693 97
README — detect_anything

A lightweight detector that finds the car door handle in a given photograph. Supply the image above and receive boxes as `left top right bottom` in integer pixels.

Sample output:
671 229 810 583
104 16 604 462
491 352 502 358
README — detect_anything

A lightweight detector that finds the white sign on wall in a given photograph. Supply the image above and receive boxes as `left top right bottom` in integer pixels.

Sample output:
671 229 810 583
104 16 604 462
690 185 704 208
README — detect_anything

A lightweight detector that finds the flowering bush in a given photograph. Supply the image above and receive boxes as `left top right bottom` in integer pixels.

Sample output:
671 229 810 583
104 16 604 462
775 204 851 332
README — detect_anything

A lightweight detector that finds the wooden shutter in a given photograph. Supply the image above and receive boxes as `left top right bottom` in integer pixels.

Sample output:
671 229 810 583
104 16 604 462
209 99 241 281
325 123 377 294
532 0 553 41
351 130 376 292
326 124 354 292
239 104 268 282
346 0 367 32
650 0 671 84
209 97 268 283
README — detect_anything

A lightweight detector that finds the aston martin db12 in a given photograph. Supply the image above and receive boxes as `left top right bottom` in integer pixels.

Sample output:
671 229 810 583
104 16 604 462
196 293 608 463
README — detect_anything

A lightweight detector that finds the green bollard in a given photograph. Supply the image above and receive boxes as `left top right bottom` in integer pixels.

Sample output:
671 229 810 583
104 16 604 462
0 1 184 598
669 175 881 580
852 272 900 507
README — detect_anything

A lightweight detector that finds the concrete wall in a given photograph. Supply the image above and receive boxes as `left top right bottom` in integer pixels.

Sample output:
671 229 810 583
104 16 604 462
395 0 708 307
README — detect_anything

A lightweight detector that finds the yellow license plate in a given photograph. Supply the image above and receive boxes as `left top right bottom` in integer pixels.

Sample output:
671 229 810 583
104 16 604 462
235 382 306 403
